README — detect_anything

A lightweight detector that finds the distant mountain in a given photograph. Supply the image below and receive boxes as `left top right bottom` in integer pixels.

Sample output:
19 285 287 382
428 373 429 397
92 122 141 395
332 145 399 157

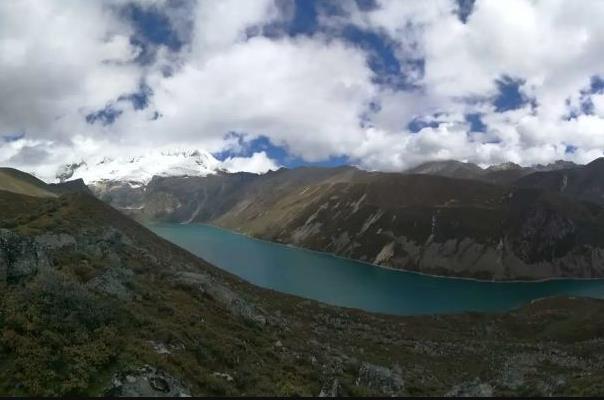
406 160 484 180
7 167 604 396
405 159 579 185
93 165 604 280
54 149 222 186
533 160 579 171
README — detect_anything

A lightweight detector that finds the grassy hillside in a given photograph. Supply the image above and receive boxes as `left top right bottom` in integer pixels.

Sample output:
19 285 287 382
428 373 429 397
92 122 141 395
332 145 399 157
0 168 57 198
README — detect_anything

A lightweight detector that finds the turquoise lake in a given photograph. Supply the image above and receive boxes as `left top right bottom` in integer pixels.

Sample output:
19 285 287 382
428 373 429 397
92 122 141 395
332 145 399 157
149 223 604 316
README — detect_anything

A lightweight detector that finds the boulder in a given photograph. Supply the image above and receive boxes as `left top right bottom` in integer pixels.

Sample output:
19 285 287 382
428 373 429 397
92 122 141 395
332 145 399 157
107 365 190 397
355 362 404 395
0 229 50 284
174 272 266 325
446 378 493 397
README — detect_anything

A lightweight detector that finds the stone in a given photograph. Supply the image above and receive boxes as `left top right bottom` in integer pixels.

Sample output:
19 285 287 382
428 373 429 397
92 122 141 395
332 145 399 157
174 272 266 325
0 229 50 283
445 378 493 397
212 372 234 382
318 378 339 397
107 365 190 397
86 267 133 300
34 233 77 250
355 362 404 395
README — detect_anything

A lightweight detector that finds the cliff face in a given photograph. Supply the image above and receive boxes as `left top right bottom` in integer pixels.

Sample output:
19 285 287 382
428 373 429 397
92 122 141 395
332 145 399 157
90 167 604 280
516 158 604 206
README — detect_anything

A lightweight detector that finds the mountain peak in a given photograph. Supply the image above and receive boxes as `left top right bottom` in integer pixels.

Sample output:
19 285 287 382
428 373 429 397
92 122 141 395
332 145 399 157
533 160 578 171
486 162 522 172
54 149 222 185
406 160 484 179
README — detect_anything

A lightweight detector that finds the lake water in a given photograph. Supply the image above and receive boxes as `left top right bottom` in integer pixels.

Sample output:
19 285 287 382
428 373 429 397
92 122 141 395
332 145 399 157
148 223 604 316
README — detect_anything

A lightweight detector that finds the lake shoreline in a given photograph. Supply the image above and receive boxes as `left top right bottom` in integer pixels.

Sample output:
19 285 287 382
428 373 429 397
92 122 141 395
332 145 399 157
162 221 604 285
147 222 604 316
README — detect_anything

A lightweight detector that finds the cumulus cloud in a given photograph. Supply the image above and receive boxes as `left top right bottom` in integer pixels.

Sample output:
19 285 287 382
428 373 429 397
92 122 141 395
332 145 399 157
120 35 375 159
2 0 604 177
0 1 141 141
221 151 280 174
349 0 604 168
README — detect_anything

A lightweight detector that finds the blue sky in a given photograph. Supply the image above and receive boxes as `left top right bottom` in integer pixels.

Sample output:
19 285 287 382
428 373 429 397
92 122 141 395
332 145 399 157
2 0 604 178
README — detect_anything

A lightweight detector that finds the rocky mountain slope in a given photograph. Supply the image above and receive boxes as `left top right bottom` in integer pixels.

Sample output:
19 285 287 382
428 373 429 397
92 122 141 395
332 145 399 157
3 169 604 396
516 158 604 206
94 164 604 280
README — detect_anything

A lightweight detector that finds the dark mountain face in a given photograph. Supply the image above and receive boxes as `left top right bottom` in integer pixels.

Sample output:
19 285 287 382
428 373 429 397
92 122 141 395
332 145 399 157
6 170 604 396
91 166 604 280
516 157 604 206
48 178 92 195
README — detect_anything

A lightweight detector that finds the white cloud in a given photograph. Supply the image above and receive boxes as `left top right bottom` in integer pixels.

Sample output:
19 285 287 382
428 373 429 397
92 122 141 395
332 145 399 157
192 0 279 61
352 0 604 168
0 1 141 142
3 0 604 177
114 35 376 160
221 151 279 174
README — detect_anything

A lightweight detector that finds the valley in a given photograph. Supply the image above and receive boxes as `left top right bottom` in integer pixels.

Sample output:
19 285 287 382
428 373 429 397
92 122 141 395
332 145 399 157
7 2 604 396
87 159 604 281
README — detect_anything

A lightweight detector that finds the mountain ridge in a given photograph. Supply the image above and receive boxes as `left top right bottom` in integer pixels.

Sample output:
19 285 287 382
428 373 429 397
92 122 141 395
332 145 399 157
87 162 604 281
53 149 223 185
406 159 581 183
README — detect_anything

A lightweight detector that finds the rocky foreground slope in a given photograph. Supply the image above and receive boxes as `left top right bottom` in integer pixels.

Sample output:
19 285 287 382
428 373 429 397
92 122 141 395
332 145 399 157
2 170 604 396
92 163 604 280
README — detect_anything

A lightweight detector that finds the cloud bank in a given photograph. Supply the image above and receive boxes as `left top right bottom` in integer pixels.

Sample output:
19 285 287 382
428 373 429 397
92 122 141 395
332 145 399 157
1 0 604 178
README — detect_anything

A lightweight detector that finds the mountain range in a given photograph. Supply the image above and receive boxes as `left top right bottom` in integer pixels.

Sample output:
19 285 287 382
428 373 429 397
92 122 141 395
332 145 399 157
54 150 222 186
3 163 604 396
407 159 578 184
78 156 604 280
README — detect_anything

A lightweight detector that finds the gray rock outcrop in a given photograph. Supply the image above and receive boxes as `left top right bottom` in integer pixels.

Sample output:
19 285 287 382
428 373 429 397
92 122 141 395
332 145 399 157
0 229 50 284
355 362 404 395
107 365 190 397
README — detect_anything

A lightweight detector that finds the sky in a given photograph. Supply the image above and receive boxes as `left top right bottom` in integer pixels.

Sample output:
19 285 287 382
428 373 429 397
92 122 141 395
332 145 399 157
2 0 604 177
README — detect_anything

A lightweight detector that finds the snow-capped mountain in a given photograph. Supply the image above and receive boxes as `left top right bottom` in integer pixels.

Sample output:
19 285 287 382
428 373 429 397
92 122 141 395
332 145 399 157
484 162 523 172
55 149 222 185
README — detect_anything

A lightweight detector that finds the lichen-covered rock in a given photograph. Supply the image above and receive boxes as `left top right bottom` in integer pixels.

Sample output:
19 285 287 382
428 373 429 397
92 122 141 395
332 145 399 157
212 372 234 382
445 378 493 397
355 362 404 395
174 272 266 325
107 365 190 397
0 229 50 284
86 267 134 300
318 378 340 397
35 233 77 250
